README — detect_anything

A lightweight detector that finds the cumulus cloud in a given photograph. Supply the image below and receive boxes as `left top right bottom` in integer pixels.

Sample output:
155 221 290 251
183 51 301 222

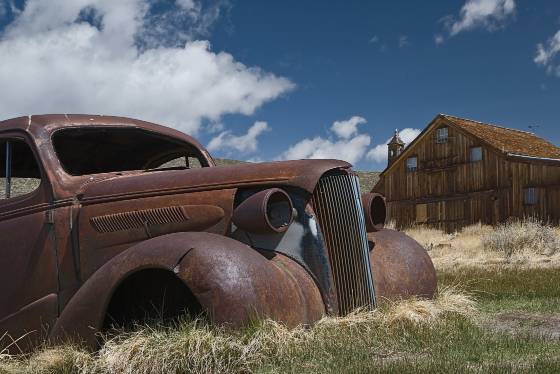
138 0 231 49
277 116 371 165
534 30 560 77
207 121 269 154
369 35 379 44
0 0 293 134
398 35 409 48
331 116 367 139
439 0 515 41
366 128 421 164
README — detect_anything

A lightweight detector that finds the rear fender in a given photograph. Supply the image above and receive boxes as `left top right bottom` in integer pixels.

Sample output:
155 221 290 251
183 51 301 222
49 232 197 346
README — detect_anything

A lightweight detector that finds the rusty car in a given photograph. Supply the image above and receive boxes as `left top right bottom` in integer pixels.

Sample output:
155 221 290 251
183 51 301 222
0 114 436 351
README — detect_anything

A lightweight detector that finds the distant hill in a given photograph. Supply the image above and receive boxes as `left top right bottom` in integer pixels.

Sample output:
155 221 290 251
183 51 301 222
356 170 381 192
213 158 248 166
214 158 380 192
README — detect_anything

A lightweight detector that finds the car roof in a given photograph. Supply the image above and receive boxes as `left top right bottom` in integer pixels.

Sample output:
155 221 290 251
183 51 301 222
0 114 205 150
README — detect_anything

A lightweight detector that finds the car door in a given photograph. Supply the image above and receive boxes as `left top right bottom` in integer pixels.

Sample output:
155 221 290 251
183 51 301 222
0 134 58 350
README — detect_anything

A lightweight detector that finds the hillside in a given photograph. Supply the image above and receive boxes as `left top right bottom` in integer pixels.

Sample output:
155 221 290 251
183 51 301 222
214 159 380 192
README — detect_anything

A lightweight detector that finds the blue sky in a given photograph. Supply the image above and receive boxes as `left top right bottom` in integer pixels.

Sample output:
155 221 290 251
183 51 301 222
0 0 559 170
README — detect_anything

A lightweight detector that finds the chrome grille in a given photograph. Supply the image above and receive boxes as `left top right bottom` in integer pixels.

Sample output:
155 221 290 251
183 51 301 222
312 173 376 315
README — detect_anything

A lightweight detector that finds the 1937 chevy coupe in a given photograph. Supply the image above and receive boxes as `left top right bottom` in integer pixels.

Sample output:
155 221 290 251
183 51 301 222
0 115 436 351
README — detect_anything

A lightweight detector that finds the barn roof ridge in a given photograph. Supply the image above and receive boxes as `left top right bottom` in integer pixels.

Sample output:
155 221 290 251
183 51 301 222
439 113 535 136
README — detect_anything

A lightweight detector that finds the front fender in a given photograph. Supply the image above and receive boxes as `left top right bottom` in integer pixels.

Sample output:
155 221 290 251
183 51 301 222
369 229 437 301
176 233 324 328
50 232 324 347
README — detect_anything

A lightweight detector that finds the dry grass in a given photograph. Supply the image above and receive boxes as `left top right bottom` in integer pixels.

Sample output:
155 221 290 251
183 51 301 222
405 219 560 269
483 218 560 257
0 288 475 374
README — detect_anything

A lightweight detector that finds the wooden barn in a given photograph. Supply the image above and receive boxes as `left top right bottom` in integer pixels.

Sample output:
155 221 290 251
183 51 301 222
373 114 560 231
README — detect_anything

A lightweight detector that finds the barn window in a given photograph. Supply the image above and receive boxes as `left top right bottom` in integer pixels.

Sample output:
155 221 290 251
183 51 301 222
436 127 448 143
524 187 538 205
470 146 482 162
406 156 417 172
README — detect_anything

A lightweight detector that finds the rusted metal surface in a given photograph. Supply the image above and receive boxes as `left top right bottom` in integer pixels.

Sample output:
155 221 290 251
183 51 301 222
231 188 294 234
361 192 386 232
0 114 437 353
177 233 324 328
368 229 437 301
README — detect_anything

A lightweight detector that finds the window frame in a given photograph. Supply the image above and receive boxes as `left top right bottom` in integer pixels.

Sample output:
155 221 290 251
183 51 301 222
436 127 449 144
523 187 538 206
50 126 211 177
0 132 47 209
470 146 483 163
406 156 418 172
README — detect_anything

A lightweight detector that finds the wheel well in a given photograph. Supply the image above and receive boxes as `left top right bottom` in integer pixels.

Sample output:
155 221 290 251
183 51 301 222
103 268 202 329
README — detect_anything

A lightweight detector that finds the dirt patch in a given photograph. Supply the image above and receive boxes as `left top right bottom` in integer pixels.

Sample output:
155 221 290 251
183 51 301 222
488 312 560 339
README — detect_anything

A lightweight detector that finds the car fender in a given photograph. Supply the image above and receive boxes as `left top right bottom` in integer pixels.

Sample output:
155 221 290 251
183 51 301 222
175 233 324 328
49 232 324 347
368 229 437 301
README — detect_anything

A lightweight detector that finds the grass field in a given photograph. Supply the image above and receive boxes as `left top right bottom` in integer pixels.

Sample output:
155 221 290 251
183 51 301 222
2 220 559 373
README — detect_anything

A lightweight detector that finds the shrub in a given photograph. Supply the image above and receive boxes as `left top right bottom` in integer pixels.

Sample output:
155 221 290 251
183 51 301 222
482 218 560 257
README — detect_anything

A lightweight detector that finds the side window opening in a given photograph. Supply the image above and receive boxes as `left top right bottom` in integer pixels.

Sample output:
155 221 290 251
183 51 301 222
0 139 42 200
406 156 418 172
52 128 208 176
151 155 203 170
524 187 538 206
470 146 482 162
436 127 448 143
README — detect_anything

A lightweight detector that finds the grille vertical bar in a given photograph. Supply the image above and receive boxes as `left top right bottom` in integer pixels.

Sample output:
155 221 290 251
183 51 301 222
312 173 376 315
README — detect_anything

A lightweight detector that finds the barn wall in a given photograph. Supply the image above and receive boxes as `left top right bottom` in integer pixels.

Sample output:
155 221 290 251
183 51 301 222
382 118 560 231
508 160 560 223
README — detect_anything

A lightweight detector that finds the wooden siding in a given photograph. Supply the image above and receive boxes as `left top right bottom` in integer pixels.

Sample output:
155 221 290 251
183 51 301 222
381 118 560 231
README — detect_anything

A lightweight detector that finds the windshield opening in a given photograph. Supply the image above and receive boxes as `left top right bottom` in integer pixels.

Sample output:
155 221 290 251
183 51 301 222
52 127 208 176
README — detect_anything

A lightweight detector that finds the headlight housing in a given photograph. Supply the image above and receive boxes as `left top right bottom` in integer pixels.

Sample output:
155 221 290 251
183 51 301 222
362 193 386 232
232 188 294 234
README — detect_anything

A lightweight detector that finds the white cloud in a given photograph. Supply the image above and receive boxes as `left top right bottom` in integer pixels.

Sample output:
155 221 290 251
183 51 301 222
207 121 269 154
398 35 409 48
366 128 421 164
534 30 560 77
369 35 379 44
442 0 515 39
331 116 366 139
278 116 371 165
279 135 371 165
434 34 445 45
139 0 231 49
0 0 293 135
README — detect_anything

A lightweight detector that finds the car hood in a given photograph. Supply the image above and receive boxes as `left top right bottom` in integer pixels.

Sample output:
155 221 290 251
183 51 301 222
78 159 352 204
